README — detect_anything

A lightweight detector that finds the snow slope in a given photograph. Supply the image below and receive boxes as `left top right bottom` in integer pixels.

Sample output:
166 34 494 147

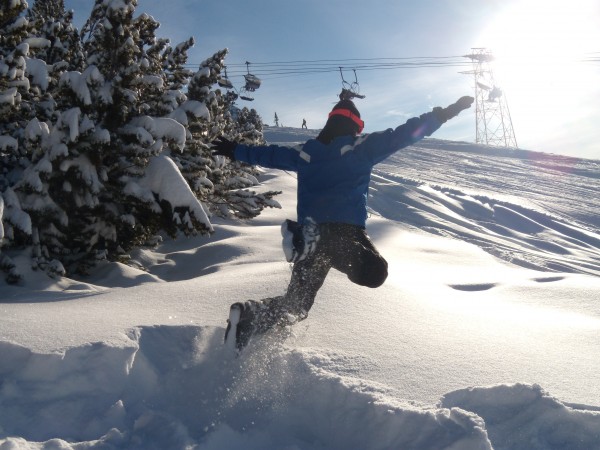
1 128 599 449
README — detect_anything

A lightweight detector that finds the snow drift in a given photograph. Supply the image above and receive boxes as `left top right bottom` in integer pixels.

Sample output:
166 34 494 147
0 326 493 449
1 325 598 449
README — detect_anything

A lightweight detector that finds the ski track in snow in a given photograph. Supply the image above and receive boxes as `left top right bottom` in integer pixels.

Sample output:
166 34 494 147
1 131 600 449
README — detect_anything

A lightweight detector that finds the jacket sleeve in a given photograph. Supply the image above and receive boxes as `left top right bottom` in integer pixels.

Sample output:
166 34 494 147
234 143 303 171
356 111 443 165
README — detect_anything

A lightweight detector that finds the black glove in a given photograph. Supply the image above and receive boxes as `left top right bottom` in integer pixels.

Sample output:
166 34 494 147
433 96 474 123
210 136 237 160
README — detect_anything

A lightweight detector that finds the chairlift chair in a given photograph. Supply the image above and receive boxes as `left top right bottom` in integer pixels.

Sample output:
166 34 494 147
243 61 261 92
217 67 234 89
487 86 503 102
338 67 365 101
216 62 261 101
476 81 491 91
236 61 261 101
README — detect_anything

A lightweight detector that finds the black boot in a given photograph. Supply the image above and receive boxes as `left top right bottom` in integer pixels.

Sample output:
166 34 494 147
224 301 256 351
224 297 290 351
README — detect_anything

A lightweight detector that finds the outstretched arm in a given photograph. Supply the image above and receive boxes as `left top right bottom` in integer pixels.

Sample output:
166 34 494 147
211 137 302 171
431 96 474 124
357 96 474 165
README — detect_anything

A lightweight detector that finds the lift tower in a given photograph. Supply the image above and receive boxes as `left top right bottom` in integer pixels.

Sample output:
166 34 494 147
463 48 518 148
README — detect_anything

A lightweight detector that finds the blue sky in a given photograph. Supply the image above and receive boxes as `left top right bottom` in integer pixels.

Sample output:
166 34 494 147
64 0 600 160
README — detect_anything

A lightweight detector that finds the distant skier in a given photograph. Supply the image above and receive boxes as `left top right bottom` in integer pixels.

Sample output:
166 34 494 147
212 95 474 350
302 118 307 129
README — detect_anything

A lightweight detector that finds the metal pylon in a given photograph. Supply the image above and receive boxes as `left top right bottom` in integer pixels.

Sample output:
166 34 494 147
463 48 518 148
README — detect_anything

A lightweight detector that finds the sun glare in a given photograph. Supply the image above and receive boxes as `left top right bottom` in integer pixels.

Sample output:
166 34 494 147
476 0 600 140
480 1 599 73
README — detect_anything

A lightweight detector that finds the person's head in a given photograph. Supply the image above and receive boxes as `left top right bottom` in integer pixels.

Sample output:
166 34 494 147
317 99 364 144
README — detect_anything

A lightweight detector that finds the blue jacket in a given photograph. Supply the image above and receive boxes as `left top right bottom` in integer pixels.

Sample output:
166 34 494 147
234 111 443 227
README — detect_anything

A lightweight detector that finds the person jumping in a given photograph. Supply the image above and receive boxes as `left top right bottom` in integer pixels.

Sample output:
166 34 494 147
212 95 474 350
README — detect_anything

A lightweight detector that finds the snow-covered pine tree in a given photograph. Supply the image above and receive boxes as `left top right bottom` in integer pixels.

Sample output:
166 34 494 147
0 0 34 165
5 0 109 278
29 0 62 20
182 52 280 219
35 0 212 273
1 0 31 183
169 48 225 211
1 0 109 281
162 36 194 95
220 105 281 219
7 0 88 278
1 0 280 282
234 106 264 144
0 0 53 282
27 0 84 70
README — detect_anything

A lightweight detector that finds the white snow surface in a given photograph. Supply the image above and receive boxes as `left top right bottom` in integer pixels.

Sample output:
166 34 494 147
0 135 18 151
125 154 212 231
24 57 49 91
1 128 600 449
60 72 93 105
126 116 187 151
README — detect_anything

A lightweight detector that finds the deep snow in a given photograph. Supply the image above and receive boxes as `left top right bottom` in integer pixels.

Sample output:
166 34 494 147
1 127 600 449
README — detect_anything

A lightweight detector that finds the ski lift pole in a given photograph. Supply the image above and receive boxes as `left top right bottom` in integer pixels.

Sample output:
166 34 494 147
339 67 346 86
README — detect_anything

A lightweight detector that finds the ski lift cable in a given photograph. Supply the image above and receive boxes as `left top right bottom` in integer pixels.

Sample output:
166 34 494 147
224 55 467 66
217 62 473 81
187 62 471 75
184 55 470 71
226 64 469 83
187 51 600 73
183 54 487 89
227 60 472 73
206 59 473 80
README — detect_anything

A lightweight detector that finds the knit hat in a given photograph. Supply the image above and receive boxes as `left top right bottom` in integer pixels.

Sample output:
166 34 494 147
317 100 363 144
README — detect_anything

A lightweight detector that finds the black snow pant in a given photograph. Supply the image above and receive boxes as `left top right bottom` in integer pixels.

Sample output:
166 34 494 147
256 223 388 330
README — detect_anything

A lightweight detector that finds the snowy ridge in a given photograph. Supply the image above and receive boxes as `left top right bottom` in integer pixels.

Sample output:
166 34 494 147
368 170 600 277
263 125 320 144
2 325 599 450
0 327 490 449
1 131 600 449
378 140 600 228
